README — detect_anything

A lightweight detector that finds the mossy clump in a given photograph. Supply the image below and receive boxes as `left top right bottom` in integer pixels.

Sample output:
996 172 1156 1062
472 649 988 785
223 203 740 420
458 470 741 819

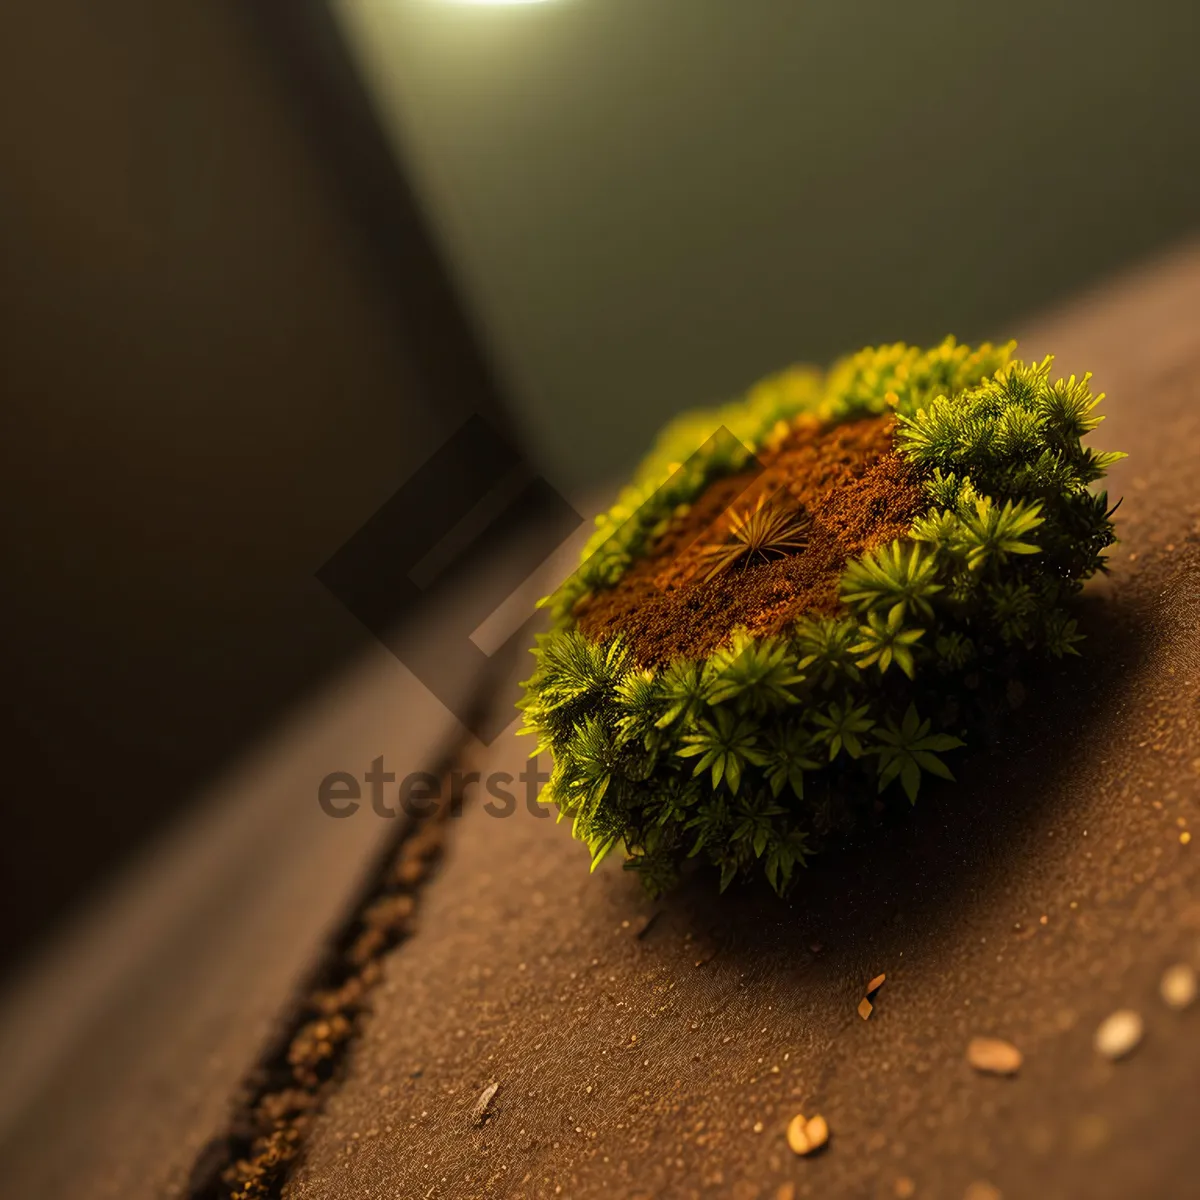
518 339 1123 896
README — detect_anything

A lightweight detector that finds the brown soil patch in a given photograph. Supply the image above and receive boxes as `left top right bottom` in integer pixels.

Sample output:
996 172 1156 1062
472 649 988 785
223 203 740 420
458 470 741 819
575 415 926 666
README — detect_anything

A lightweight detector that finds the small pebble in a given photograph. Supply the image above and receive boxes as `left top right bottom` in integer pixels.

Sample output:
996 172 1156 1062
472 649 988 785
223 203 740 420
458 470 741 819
787 1112 829 1156
966 1036 1022 1076
1160 963 1197 1011
1094 1009 1144 1060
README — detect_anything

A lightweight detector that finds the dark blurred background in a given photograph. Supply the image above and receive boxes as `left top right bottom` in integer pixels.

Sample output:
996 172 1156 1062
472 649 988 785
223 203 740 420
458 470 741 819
334 0 1200 489
0 0 1196 980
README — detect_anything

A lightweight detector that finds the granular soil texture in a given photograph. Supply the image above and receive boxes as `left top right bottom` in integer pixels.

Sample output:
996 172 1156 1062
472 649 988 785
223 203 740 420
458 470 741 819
258 248 1200 1200
575 414 926 666
175 245 1200 1200
185 784 460 1200
278 288 1200 1200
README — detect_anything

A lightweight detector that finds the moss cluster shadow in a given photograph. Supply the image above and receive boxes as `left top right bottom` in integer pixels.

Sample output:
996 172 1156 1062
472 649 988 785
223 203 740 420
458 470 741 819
651 587 1154 966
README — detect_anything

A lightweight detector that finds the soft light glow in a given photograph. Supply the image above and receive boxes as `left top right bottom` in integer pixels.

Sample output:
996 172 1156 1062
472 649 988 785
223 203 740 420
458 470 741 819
443 0 556 5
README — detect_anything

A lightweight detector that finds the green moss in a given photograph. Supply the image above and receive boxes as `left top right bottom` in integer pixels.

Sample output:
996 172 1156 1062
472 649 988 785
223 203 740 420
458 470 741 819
517 339 1123 896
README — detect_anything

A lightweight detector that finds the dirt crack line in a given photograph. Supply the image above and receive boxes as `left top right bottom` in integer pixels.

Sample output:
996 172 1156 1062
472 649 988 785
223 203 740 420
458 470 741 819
183 723 483 1200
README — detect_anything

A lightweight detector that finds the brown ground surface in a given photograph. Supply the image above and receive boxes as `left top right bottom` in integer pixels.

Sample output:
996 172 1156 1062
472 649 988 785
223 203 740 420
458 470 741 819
576 415 925 665
278 249 1200 1200
0 583 515 1200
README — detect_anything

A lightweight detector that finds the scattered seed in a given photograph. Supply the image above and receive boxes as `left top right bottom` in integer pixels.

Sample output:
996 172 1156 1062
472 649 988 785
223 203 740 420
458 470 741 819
786 1114 808 1154
1094 1009 1144 1060
966 1036 1022 1076
1181 831 1192 846
1160 963 1197 1011
786 1112 829 1156
858 997 874 1021
866 973 887 995
471 1081 501 1126
806 1114 829 1148
894 1176 916 1198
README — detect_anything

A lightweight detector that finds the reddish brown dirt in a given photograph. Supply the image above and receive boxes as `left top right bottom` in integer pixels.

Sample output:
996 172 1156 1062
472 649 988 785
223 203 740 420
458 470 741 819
575 415 926 665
